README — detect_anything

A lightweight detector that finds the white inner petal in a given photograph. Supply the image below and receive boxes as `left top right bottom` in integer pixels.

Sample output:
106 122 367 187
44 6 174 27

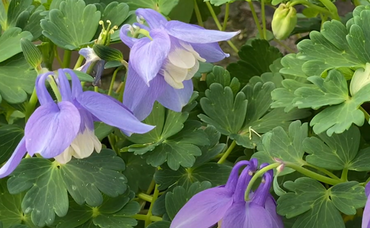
53 129 102 164
185 60 200 80
179 41 206 62
168 47 196 69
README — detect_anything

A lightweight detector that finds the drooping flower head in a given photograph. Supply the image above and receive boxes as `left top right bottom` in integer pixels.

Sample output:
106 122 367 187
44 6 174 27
78 47 105 86
120 8 239 120
0 69 154 178
170 160 283 228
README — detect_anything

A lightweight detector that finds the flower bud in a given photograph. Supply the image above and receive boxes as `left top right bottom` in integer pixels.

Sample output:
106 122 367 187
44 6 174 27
350 63 370 96
271 4 297 40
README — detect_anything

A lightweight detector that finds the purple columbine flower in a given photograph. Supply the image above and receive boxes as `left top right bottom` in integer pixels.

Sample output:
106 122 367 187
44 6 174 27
120 8 239 120
0 69 154 178
362 182 370 228
170 160 284 228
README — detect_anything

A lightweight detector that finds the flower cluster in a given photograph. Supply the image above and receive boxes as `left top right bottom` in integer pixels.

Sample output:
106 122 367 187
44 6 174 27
0 69 153 178
170 159 284 228
120 8 239 120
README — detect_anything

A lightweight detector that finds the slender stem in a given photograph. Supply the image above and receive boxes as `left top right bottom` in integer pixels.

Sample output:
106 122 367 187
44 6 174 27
145 184 160 227
247 0 263 38
62 49 72 68
217 141 236 164
193 0 204 27
360 106 370 122
260 0 267 39
285 162 343 185
303 162 340 180
137 193 153 203
289 0 336 19
245 163 280 200
146 179 156 194
205 1 222 30
133 214 162 222
48 77 62 101
25 88 38 121
222 3 230 31
73 55 85 70
108 67 122 96
227 40 239 53
94 86 99 92
55 48 63 68
341 168 348 181
316 0 340 20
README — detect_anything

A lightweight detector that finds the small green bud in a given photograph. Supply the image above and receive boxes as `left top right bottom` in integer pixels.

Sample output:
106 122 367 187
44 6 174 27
271 4 297 40
21 38 43 70
350 63 370 96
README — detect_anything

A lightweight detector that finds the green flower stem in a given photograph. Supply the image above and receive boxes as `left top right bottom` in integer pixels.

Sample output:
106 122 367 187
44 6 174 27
194 0 204 27
133 214 162 222
94 86 99 92
205 1 239 53
246 0 263 39
146 179 156 194
25 88 38 121
73 55 85 70
261 0 267 39
137 193 153 202
62 49 72 68
108 67 122 96
222 3 230 31
341 168 348 181
245 163 280 200
316 0 340 20
360 106 370 122
217 140 236 164
273 39 295 53
145 184 160 227
285 162 343 185
49 76 62 101
303 162 340 180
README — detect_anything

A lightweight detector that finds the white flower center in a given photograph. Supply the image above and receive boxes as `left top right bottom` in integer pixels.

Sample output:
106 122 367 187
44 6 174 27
163 42 205 89
54 129 102 164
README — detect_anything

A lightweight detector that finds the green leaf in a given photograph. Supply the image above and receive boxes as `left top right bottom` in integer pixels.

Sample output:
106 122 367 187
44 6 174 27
253 121 308 175
0 54 36 104
125 0 179 15
227 40 282 84
277 178 338 227
165 181 212 220
0 179 35 228
278 178 365 228
7 149 127 227
0 27 33 62
147 221 171 228
293 70 348 109
41 0 101 50
5 0 33 29
207 0 233 6
101 2 129 27
303 125 360 170
54 189 139 228
127 103 207 170
0 124 24 164
155 162 231 190
123 154 155 193
348 147 370 171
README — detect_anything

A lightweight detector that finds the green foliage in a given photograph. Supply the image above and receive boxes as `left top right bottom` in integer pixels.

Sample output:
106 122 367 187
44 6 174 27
277 178 366 228
200 67 309 148
41 0 101 50
0 54 36 104
0 27 32 63
126 103 208 170
7 150 127 227
0 125 23 164
54 188 139 228
253 121 308 175
125 0 179 16
227 40 283 84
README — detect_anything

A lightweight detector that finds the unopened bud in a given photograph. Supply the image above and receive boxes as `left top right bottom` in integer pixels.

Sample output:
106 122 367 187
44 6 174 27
271 4 297 40
350 63 370 96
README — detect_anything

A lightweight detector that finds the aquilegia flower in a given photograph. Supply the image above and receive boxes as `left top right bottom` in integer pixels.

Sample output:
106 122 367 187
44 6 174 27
120 8 239 120
362 182 370 228
0 68 154 178
170 160 283 228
